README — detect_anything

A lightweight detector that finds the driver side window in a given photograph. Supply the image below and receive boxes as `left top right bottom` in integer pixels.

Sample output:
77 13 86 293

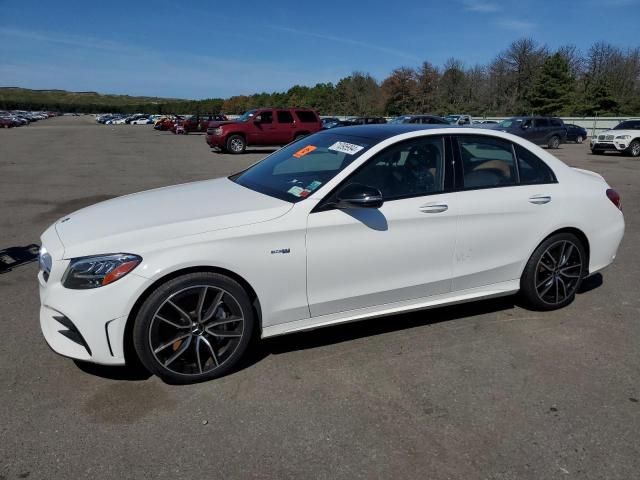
259 110 273 124
347 136 445 201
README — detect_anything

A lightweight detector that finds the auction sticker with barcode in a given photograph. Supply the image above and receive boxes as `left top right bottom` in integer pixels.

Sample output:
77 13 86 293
328 141 365 155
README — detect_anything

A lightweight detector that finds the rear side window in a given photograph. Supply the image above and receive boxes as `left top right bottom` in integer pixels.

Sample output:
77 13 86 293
550 118 563 127
277 110 294 123
515 144 556 185
295 110 318 123
260 110 273 124
535 118 550 127
458 136 517 188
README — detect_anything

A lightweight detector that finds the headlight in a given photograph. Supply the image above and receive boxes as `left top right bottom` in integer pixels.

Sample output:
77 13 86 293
62 254 142 289
213 127 223 136
38 247 52 281
615 135 631 140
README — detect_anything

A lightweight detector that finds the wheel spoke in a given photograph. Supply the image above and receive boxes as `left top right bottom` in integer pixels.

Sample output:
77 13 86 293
536 276 553 290
539 280 554 298
164 335 192 366
539 260 554 271
560 244 574 267
543 250 557 268
154 333 191 354
554 278 560 303
195 336 203 374
202 290 224 323
557 276 568 300
167 299 192 324
156 314 190 329
200 336 219 367
196 287 209 323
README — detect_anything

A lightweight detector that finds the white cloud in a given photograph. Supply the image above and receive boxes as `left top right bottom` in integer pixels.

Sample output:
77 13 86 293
461 0 501 12
495 18 536 31
268 25 421 62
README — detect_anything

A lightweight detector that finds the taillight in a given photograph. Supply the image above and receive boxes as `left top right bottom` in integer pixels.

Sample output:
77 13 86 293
606 188 622 210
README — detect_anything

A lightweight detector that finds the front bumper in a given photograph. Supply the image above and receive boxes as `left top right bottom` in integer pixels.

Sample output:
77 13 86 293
38 258 150 366
590 139 628 151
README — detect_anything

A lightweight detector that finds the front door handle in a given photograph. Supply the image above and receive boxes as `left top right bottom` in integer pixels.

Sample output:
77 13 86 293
529 194 551 205
419 203 448 213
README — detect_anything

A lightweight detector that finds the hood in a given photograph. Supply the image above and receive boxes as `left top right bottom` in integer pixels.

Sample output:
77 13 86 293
598 129 637 136
208 120 237 128
53 177 292 259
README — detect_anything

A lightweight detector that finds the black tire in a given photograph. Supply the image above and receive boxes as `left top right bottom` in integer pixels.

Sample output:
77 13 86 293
520 233 587 311
591 149 602 155
133 272 255 384
628 140 640 158
294 133 308 142
226 134 246 154
547 135 560 149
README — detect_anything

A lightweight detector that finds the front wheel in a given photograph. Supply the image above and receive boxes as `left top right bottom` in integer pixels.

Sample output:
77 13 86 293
628 140 640 157
133 272 255 384
547 135 560 149
226 135 246 154
520 233 586 311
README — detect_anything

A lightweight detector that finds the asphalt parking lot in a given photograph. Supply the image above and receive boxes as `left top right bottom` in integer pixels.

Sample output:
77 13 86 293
1 116 639 479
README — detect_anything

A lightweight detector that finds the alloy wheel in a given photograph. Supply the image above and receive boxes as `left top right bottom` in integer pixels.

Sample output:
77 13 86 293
534 240 583 306
631 141 640 157
229 138 244 153
148 285 245 376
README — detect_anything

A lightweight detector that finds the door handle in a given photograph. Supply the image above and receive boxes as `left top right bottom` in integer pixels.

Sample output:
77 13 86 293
419 203 448 213
529 194 551 205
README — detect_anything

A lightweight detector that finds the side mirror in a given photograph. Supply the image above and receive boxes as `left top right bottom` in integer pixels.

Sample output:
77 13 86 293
335 183 384 209
254 115 262 123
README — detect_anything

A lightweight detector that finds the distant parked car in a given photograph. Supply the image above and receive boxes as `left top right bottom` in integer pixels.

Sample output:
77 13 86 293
492 116 567 149
346 116 387 125
390 115 449 125
206 108 322 153
473 119 498 125
0 117 16 128
590 119 640 157
130 116 153 125
565 124 588 143
445 114 473 125
321 117 340 128
173 114 228 134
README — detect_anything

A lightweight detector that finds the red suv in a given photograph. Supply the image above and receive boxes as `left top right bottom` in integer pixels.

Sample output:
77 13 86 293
206 108 322 153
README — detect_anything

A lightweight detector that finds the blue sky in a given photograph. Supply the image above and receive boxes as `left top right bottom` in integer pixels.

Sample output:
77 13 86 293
1 0 638 99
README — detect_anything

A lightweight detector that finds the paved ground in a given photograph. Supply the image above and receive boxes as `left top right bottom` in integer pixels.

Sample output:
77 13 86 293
1 116 639 479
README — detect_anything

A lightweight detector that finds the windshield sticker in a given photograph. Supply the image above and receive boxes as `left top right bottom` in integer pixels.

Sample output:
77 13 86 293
328 141 365 155
306 180 322 191
287 186 305 197
293 145 317 158
299 189 311 198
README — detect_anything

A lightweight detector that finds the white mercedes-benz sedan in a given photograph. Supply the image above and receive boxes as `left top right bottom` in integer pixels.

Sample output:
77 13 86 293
38 125 625 383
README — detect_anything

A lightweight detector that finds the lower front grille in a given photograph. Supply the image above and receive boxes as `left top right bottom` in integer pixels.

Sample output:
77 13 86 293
53 314 92 355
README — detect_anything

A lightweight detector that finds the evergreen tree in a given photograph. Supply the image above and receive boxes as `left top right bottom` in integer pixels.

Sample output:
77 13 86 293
529 53 575 115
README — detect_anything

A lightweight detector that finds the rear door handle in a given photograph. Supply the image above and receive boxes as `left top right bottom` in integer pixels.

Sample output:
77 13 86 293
529 194 551 205
419 203 448 213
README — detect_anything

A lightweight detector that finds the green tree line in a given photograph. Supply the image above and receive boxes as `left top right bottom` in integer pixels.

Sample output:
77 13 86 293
2 39 639 117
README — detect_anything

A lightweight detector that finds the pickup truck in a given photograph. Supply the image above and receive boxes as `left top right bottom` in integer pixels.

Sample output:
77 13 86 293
206 108 322 153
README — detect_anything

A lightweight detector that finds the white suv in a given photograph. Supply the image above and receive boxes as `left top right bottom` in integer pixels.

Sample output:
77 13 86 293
591 119 640 157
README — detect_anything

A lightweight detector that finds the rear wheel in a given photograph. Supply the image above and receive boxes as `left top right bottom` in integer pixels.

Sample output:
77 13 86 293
520 233 586 311
548 135 560 149
133 272 255 384
226 135 246 154
628 140 640 157
576 135 583 144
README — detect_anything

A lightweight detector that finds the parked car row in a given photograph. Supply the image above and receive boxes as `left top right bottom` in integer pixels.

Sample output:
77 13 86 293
96 113 161 125
0 110 58 128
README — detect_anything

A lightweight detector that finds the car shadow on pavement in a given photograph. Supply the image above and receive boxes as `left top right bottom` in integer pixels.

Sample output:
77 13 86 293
73 360 152 381
242 296 517 368
578 273 603 294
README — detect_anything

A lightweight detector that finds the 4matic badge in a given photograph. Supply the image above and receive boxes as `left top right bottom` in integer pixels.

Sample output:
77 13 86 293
270 248 291 255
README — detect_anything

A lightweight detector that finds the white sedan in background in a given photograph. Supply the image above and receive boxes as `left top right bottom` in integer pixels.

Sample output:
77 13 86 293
38 125 624 383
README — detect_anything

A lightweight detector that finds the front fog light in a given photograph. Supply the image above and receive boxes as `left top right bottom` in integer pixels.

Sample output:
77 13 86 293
62 254 142 289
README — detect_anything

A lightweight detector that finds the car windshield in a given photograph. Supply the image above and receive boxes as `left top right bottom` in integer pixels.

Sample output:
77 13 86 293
498 118 523 128
231 132 372 203
614 120 640 130
444 115 459 124
237 110 257 122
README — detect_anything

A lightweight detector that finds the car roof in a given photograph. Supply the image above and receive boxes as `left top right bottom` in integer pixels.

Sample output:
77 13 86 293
315 123 458 141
